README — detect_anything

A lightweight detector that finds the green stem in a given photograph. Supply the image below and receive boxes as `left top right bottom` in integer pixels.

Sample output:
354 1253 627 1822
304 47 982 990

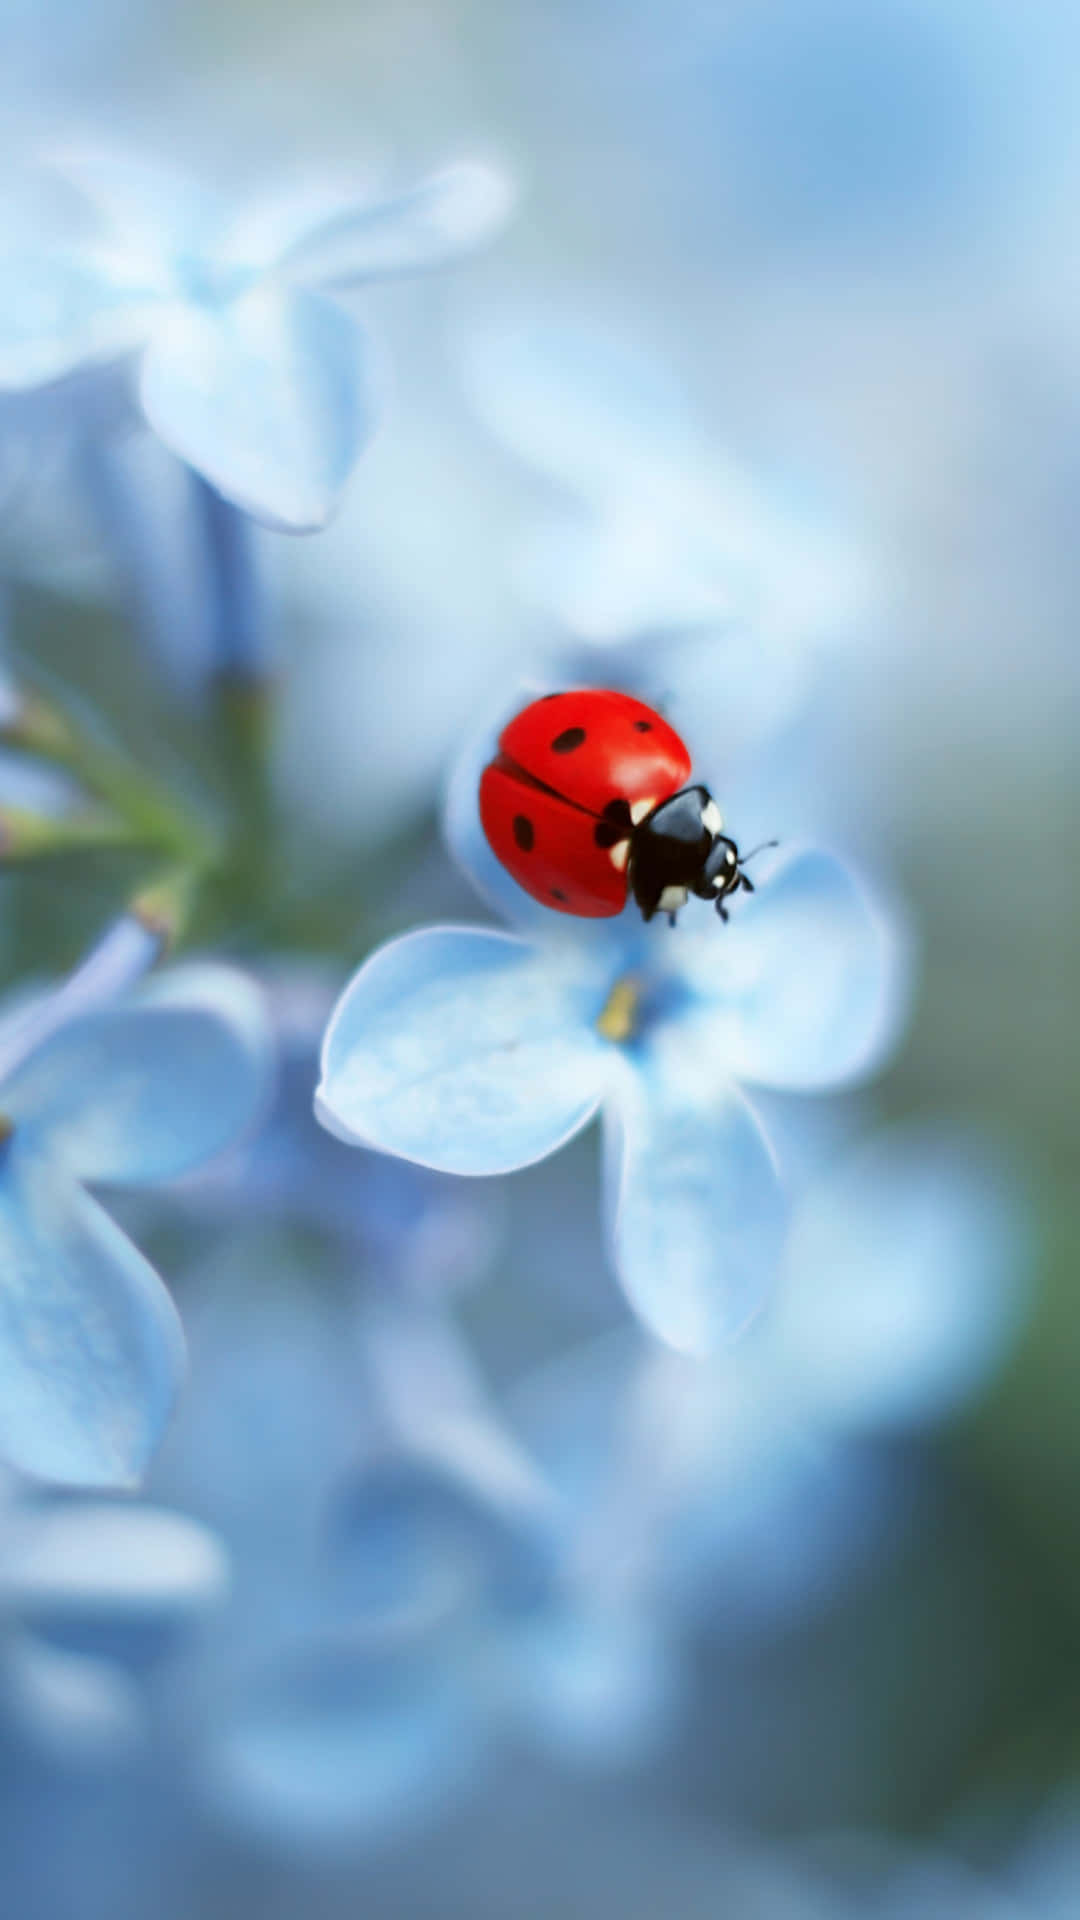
0 803 147 862
1 687 217 872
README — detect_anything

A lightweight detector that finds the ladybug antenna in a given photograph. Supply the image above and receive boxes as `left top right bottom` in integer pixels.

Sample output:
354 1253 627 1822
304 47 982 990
737 838 779 865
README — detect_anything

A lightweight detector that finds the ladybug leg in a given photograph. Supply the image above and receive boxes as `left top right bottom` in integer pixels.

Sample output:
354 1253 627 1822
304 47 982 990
668 911 677 929
715 900 729 923
739 873 756 894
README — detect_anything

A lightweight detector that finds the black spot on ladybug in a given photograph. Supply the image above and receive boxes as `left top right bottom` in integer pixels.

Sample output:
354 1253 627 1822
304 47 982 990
551 726 586 753
594 797 634 848
633 719 652 732
550 887 568 902
512 815 535 852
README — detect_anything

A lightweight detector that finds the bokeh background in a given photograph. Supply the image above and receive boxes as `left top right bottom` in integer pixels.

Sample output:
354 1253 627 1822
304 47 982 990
0 0 1077 1913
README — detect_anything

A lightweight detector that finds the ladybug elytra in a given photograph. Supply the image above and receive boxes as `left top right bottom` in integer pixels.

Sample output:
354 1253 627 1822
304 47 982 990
479 690 767 924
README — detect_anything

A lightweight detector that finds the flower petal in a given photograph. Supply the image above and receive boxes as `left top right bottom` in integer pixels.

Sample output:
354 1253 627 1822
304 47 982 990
505 1603 680 1769
459 300 698 503
773 1127 1029 1429
4 963 271 1187
317 928 610 1176
276 163 515 290
332 1453 553 1633
4 1631 143 1759
47 146 221 265
139 285 372 530
685 848 909 1092
606 1056 785 1354
0 252 157 390
0 1502 228 1620
0 1153 184 1487
207 1634 478 1844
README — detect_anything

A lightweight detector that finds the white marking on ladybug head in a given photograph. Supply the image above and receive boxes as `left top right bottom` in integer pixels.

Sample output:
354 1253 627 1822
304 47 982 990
702 799 723 836
658 884 688 913
629 798 656 826
608 841 630 872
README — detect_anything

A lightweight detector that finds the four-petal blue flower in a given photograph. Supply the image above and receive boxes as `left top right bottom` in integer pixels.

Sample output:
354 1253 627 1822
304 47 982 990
0 955 270 1487
316 699 908 1352
0 151 514 529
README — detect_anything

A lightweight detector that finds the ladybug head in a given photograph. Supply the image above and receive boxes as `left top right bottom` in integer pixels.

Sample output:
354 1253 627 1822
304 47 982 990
699 832 744 903
629 786 776 924
694 830 780 920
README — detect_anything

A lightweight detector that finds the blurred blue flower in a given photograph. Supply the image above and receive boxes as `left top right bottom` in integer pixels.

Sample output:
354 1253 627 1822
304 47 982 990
316 698 906 1354
179 966 498 1299
0 922 270 1487
194 1298 678 1846
512 1121 1029 1637
200 1093 1029 1846
138 1276 493 1846
0 1470 227 1762
0 150 514 529
460 304 871 743
120 1091 1027 1853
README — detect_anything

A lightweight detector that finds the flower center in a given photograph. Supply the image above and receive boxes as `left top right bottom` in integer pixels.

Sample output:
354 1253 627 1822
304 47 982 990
173 254 258 308
596 976 641 1045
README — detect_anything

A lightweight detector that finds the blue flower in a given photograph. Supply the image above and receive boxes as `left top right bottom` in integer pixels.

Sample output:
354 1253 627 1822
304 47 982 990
459 303 870 742
0 150 514 530
316 700 907 1354
194 1299 679 1844
514 1121 1029 1636
0 931 271 1488
179 966 498 1299
0 1474 228 1760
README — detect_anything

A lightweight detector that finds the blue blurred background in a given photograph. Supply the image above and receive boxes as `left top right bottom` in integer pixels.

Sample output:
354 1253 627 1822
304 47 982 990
0 0 1076 1913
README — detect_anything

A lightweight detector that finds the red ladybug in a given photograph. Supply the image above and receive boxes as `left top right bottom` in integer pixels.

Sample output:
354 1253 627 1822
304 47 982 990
480 689 761 923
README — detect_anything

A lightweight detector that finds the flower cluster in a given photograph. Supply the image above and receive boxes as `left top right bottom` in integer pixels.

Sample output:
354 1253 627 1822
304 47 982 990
0 32 1059 1920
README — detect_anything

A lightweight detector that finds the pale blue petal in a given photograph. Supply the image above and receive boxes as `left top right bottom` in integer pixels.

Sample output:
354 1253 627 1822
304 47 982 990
49 146 221 266
774 1128 1029 1429
507 1604 680 1769
606 1054 785 1353
332 1454 553 1631
0 1153 185 1487
215 176 383 276
0 1502 228 1620
4 962 271 1186
0 253 157 390
139 285 372 530
514 502 740 644
316 928 609 1176
4 1630 143 1758
0 915 162 1085
278 163 515 289
682 848 909 1092
208 1636 478 1844
459 300 699 503
508 1329 642 1527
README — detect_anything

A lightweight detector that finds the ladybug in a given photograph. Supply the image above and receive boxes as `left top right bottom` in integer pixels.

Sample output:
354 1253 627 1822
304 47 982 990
479 689 767 923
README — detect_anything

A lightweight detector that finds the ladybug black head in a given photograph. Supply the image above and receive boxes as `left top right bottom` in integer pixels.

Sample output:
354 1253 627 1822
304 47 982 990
696 832 748 914
628 787 772 924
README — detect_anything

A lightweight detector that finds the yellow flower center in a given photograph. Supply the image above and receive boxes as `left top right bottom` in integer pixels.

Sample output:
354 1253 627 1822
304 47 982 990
596 976 641 1044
